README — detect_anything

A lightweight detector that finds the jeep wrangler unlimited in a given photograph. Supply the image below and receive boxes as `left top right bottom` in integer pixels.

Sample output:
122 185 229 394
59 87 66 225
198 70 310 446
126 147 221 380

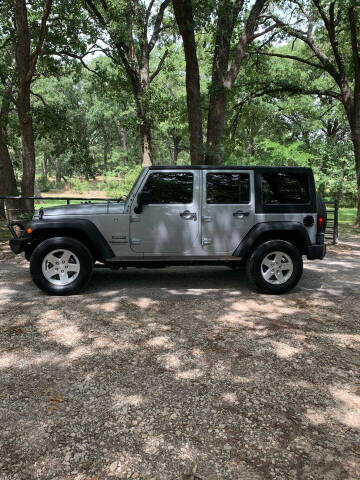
8 166 326 295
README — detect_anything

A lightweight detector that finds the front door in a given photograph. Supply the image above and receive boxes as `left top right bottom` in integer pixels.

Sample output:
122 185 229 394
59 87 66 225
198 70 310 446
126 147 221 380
201 170 255 254
130 170 200 254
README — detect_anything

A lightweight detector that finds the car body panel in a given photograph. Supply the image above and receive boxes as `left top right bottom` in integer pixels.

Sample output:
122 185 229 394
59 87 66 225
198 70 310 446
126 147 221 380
200 169 256 254
130 169 201 254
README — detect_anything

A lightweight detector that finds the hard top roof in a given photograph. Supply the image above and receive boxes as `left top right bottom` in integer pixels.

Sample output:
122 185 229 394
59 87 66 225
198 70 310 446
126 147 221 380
149 165 312 172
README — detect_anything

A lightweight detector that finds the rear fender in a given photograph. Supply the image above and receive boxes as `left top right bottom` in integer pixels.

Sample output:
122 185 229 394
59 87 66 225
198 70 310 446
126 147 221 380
233 222 311 258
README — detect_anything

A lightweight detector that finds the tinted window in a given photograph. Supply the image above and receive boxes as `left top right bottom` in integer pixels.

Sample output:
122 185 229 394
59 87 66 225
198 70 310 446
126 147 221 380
207 173 250 204
262 173 309 204
142 172 193 204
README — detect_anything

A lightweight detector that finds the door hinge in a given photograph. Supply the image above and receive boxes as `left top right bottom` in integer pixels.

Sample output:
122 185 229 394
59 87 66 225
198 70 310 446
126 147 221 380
130 238 141 245
111 235 127 244
130 215 141 222
202 216 212 223
202 238 212 246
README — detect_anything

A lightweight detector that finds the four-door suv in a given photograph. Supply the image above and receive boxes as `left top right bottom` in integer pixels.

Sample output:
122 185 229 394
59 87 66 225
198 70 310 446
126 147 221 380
8 166 326 295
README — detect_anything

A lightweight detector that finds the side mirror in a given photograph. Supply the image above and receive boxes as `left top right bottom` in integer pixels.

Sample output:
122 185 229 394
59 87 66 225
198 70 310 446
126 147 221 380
134 191 151 214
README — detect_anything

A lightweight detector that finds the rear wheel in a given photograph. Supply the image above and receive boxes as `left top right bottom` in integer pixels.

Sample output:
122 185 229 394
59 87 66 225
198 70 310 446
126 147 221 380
30 237 93 295
246 240 303 294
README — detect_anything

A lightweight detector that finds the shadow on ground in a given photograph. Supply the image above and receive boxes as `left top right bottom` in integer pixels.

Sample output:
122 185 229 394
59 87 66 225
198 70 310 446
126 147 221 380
0 241 359 479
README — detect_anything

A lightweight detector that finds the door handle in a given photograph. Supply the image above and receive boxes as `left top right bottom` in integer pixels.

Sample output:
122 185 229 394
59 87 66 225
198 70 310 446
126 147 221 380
180 210 197 220
233 210 250 218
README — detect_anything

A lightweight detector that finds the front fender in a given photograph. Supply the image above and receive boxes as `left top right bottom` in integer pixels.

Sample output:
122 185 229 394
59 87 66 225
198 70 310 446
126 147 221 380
25 218 115 262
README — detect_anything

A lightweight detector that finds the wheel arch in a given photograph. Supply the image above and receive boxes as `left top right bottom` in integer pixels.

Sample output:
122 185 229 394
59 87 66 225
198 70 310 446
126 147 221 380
24 219 114 262
233 222 310 260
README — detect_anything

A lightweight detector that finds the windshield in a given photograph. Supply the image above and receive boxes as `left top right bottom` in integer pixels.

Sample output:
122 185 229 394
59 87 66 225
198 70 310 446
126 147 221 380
124 170 144 202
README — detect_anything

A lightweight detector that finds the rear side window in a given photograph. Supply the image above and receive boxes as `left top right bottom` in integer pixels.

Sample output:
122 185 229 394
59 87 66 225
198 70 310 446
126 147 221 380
262 173 309 204
207 173 250 204
142 172 193 204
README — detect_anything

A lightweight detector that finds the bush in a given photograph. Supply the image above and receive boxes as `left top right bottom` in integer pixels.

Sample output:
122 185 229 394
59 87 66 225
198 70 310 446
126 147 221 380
98 166 143 199
37 176 55 192
71 178 92 194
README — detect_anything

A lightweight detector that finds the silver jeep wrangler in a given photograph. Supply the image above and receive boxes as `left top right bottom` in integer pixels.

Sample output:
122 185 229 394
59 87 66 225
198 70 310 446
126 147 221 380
9 166 326 295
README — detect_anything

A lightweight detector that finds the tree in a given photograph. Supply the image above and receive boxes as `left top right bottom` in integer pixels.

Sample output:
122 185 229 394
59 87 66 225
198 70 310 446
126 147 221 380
83 0 172 167
13 0 53 213
254 0 360 224
0 76 19 219
172 0 204 164
0 1 18 219
206 0 275 164
172 0 274 164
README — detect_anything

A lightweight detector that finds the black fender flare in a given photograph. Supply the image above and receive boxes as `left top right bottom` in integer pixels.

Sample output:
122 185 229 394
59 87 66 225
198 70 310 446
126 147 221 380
233 221 311 258
25 219 115 261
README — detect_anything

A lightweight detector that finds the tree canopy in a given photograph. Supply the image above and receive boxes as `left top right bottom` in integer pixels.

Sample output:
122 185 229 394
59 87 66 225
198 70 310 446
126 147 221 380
0 0 359 222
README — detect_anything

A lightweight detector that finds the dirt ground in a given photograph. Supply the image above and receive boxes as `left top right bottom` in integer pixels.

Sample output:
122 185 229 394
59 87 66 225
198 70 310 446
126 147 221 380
0 236 359 480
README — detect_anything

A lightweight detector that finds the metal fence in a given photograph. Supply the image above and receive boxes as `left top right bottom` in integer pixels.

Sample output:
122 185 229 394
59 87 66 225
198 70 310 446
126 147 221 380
324 200 339 245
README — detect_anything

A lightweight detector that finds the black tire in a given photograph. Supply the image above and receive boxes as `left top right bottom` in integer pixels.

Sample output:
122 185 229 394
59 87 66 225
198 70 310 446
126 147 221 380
30 237 93 295
246 240 303 294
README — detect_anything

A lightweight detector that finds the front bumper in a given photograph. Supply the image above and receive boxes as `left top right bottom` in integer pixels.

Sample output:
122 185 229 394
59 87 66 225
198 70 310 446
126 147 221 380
8 222 29 255
305 243 326 260
9 238 28 255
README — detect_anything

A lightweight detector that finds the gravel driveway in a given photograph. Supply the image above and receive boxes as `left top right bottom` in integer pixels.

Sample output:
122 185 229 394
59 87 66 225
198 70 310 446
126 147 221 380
0 239 359 480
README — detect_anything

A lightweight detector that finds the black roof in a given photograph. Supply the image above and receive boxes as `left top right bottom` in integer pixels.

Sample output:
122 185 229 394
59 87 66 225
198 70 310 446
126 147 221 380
149 165 313 172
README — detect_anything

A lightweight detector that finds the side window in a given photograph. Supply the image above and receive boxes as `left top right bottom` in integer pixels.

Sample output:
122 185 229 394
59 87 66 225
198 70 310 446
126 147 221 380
142 172 193 204
262 173 310 204
207 173 250 204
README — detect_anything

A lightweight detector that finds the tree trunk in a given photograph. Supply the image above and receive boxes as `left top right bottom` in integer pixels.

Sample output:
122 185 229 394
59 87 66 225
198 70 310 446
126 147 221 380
173 0 204 165
18 84 36 212
0 126 18 219
0 83 18 219
351 124 360 226
171 135 181 165
205 1 235 165
55 158 61 186
14 0 35 214
139 115 152 167
206 90 228 164
123 128 128 155
245 128 255 156
103 128 109 171
42 152 48 178
14 0 52 215
34 180 44 204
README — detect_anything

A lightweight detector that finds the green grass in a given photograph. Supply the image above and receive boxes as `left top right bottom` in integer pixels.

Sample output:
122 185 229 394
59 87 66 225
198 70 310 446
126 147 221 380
337 208 359 238
338 207 357 225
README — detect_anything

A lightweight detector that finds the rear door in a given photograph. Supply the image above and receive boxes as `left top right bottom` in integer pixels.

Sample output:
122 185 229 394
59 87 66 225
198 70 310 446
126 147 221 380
130 170 200 254
201 170 255 254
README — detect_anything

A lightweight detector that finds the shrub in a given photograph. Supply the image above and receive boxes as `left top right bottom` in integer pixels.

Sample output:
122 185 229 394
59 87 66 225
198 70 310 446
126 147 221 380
37 176 55 192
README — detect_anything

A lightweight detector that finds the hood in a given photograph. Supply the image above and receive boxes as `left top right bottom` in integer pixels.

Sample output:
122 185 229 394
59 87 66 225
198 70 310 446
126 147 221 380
33 201 125 218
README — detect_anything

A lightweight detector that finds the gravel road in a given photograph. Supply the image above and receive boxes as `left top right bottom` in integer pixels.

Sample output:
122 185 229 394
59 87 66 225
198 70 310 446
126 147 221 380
0 239 359 480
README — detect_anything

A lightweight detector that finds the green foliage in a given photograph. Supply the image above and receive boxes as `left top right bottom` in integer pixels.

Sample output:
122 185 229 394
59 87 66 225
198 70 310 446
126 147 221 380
254 140 311 167
1 0 359 215
98 166 143 198
37 176 55 192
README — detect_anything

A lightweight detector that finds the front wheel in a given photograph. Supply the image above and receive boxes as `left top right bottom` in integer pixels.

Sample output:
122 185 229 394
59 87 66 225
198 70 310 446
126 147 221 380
246 240 303 294
30 237 93 295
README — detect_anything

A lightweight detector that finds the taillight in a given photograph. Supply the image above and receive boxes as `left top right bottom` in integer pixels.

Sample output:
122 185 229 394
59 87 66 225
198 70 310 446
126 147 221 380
318 216 324 230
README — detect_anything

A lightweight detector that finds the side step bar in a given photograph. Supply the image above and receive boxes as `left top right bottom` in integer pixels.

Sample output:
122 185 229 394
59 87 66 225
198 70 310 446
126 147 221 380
102 255 243 268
